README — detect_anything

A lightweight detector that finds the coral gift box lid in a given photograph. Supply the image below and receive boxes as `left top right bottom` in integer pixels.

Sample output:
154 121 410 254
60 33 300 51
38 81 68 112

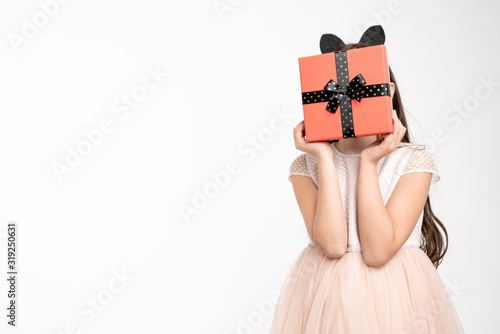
298 45 394 142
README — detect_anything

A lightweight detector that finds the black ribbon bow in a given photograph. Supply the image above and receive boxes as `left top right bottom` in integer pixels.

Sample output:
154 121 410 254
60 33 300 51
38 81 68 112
323 73 366 113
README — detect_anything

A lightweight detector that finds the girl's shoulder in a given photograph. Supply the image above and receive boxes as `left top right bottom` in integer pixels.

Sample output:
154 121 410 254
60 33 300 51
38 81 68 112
393 144 441 185
288 153 311 182
288 152 320 184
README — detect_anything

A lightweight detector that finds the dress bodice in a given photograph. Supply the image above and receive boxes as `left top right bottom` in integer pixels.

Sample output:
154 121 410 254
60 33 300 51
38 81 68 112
288 142 440 252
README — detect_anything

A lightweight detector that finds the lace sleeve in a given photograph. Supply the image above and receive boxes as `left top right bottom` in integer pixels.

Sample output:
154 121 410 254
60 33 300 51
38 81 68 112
288 154 311 182
401 147 441 185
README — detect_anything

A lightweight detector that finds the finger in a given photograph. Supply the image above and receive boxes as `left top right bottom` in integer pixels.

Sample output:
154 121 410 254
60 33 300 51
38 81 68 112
398 124 405 140
391 112 402 145
379 134 390 141
396 119 405 139
393 123 403 147
382 133 394 147
392 111 400 132
295 121 304 132
293 125 302 138
293 122 304 135
395 124 405 148
294 120 304 130
389 112 398 137
294 124 306 141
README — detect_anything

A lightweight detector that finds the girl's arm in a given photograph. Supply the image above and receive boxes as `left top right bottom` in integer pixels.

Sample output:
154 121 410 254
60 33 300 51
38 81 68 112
357 110 431 267
290 151 347 258
357 158 432 267
314 151 348 257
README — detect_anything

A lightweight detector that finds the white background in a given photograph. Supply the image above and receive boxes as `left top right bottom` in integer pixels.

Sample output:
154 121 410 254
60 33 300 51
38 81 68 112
0 0 498 333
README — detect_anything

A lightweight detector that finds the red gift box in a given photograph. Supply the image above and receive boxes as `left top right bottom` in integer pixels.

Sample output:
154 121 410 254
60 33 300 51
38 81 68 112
298 45 394 142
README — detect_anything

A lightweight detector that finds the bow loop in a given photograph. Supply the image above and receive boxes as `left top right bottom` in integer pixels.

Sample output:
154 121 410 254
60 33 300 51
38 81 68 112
346 73 367 103
323 74 366 113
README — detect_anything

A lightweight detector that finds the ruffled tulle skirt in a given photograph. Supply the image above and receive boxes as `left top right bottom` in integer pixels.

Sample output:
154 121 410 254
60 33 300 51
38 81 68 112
269 245 465 334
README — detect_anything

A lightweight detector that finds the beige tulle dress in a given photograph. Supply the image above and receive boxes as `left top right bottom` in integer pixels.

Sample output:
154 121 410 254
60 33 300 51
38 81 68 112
268 143 465 333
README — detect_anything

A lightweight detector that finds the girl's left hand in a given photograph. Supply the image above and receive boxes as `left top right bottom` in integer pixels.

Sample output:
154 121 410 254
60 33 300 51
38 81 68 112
360 110 406 164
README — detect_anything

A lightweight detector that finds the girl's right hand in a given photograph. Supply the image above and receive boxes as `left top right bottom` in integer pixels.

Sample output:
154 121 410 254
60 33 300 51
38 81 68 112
293 120 334 159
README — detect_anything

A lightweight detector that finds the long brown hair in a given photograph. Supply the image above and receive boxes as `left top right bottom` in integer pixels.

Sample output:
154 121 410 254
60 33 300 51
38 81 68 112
333 43 448 268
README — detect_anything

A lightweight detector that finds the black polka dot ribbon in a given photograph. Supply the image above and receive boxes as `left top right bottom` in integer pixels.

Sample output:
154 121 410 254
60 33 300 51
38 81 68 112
301 51 391 138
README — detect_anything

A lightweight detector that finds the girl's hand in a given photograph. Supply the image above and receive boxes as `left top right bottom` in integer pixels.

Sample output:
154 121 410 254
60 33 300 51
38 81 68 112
360 110 406 164
293 120 333 159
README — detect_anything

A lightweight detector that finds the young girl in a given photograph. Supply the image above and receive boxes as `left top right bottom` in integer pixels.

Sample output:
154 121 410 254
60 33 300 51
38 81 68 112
268 38 465 333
